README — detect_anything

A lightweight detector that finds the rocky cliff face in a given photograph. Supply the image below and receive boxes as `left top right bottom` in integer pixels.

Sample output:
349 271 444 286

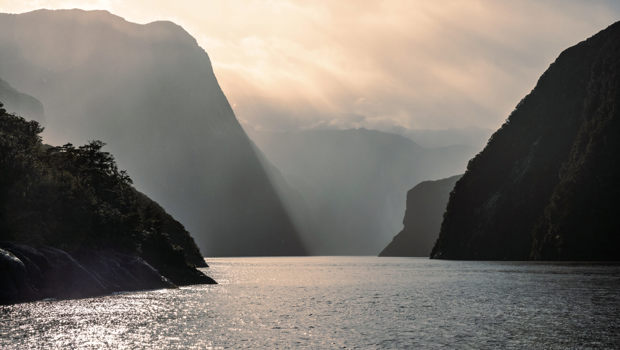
0 9 305 256
0 242 217 305
0 244 171 305
431 21 620 260
380 175 461 257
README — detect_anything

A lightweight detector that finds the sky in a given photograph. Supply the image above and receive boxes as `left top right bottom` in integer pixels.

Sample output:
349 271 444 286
1 0 619 132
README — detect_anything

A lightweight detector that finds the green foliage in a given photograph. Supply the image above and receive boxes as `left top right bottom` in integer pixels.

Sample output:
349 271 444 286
0 102 205 269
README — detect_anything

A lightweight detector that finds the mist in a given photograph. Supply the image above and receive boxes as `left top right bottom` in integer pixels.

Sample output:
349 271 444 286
0 9 306 256
0 3 618 258
250 128 478 255
1 3 619 348
0 77 44 123
2 1 619 133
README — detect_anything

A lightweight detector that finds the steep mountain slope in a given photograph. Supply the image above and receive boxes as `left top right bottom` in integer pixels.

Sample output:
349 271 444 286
380 175 461 257
0 103 214 304
431 21 620 260
0 78 43 123
250 128 476 254
395 127 493 149
0 9 305 256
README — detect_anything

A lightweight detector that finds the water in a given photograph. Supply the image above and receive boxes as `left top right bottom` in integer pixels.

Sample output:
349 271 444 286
1 257 620 349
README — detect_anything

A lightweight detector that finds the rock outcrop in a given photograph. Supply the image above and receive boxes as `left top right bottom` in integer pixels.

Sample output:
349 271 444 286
380 175 461 257
0 243 214 305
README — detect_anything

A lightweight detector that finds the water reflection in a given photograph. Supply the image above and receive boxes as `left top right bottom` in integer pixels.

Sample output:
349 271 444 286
1 257 619 349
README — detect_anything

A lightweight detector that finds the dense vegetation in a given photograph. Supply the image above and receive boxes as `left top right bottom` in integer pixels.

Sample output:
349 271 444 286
379 175 461 257
0 102 209 284
431 21 620 260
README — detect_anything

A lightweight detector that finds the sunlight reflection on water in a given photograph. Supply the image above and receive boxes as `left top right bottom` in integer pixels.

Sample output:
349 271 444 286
1 257 620 349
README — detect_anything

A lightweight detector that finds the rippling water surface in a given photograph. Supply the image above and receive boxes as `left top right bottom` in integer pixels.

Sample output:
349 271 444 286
1 257 620 349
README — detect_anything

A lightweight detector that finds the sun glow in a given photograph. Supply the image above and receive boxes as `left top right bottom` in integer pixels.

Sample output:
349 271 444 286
1 0 619 131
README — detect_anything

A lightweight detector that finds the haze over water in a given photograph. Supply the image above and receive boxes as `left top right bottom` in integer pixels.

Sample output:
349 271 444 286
2 257 619 349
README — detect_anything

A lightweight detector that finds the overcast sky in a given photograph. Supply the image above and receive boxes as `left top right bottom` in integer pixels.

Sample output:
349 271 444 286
2 0 620 131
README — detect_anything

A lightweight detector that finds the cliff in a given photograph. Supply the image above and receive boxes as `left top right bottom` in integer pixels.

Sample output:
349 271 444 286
380 175 461 257
431 21 620 260
0 9 305 256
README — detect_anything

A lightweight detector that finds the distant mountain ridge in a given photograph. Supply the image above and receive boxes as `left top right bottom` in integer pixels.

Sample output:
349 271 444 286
388 127 493 149
0 9 305 256
431 21 620 260
0 78 43 123
250 128 477 254
380 175 461 257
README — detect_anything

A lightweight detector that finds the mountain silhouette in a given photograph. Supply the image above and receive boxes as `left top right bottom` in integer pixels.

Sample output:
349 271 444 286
432 21 620 260
0 9 306 257
380 175 461 257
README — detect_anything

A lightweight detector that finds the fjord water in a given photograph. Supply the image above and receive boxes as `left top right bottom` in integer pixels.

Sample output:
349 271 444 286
1 257 619 349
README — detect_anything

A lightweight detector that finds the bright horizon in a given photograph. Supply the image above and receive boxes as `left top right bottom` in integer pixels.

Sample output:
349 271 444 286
1 0 619 132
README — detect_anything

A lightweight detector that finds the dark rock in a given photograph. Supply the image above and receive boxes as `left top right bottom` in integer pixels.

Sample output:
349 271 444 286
380 175 461 257
73 249 176 292
431 21 620 260
0 242 195 305
35 246 108 299
129 233 215 286
0 247 34 303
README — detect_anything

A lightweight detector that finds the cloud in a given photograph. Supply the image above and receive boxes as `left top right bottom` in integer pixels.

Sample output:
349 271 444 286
2 0 620 131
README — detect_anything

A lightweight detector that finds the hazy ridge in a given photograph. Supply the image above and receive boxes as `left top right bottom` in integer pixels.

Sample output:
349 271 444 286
250 128 477 254
0 9 305 257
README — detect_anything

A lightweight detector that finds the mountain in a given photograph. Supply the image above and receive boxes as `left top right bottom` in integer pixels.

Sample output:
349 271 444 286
0 77 44 123
249 128 477 254
0 102 215 304
431 21 620 260
0 9 305 257
389 127 494 149
380 175 461 257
